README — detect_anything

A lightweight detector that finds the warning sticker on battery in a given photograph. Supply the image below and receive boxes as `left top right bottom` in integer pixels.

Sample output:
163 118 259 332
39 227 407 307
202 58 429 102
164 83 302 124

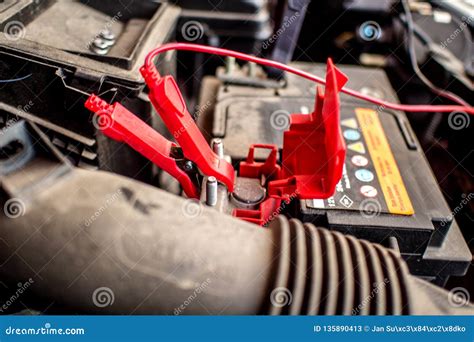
355 108 414 215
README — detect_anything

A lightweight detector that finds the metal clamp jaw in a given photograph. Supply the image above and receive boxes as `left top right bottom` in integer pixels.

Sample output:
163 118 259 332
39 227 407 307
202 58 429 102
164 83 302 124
85 94 200 198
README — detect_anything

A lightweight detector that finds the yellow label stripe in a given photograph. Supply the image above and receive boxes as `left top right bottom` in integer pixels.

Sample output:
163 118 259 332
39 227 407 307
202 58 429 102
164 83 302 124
356 108 414 215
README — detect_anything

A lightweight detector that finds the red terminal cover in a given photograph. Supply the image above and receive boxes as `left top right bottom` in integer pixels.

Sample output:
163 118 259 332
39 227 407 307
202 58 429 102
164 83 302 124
234 59 348 225
140 66 235 192
239 144 281 180
233 197 282 226
268 59 348 199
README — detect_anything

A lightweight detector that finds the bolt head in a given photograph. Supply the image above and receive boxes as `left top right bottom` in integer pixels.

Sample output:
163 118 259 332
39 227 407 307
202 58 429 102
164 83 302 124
92 37 109 49
90 46 109 55
100 29 116 41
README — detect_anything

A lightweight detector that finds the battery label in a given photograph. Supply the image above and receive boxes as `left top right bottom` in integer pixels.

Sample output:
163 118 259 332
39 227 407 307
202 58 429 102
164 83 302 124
306 107 414 216
355 108 414 215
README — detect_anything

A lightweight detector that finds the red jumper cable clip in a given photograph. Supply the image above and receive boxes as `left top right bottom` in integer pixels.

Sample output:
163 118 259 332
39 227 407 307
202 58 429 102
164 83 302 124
84 95 199 198
85 65 235 198
140 65 235 192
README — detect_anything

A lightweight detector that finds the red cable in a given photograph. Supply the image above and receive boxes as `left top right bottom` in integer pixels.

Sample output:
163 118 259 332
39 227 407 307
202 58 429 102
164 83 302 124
145 43 474 115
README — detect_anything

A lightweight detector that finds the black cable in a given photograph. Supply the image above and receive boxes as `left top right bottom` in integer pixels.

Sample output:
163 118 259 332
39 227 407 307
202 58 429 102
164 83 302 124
400 0 469 106
0 73 32 83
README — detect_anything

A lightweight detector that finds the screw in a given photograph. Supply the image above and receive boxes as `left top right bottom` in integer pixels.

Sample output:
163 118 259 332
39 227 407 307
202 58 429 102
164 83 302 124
90 38 110 55
99 30 115 48
92 37 109 49
206 176 218 206
90 46 109 55
100 29 115 41
225 57 236 75
211 138 224 158
248 62 257 78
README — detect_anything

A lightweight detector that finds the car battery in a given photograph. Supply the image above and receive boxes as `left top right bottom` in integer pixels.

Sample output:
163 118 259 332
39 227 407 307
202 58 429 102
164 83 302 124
205 62 471 285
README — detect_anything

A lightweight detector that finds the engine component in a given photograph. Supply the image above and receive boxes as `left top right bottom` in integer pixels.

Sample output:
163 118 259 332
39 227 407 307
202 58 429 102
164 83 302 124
264 0 310 79
0 0 472 318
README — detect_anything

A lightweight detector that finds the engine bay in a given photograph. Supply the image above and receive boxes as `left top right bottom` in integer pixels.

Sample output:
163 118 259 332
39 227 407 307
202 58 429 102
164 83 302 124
0 0 473 316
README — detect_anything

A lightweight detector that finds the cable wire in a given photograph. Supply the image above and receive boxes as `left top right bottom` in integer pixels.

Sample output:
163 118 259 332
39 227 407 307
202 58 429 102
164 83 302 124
0 73 32 83
401 0 470 106
144 43 474 115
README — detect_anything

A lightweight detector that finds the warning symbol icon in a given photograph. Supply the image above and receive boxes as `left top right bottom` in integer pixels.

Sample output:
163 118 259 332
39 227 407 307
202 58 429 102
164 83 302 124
348 142 366 154
339 195 354 208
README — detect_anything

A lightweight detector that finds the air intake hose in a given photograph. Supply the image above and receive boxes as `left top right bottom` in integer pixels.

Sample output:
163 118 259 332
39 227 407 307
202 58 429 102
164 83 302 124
0 168 472 315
